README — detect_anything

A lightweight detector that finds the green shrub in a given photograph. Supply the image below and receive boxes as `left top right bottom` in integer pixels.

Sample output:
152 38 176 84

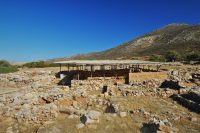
0 60 18 73
0 66 18 74
23 61 47 68
23 61 60 68
0 60 11 67
149 55 164 62
185 53 200 61
165 51 180 62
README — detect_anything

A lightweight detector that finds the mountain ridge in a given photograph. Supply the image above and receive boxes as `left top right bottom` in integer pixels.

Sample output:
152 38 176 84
48 23 200 62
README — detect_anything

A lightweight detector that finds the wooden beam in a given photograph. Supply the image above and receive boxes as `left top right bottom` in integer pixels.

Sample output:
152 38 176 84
76 65 79 80
156 65 161 72
90 65 93 78
78 71 80 80
100 65 105 70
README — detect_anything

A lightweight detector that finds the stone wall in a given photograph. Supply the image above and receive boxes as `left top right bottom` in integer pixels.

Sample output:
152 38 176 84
168 68 200 83
0 70 55 88
71 77 125 89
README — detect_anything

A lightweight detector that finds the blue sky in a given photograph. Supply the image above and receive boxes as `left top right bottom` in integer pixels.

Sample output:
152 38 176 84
0 0 200 62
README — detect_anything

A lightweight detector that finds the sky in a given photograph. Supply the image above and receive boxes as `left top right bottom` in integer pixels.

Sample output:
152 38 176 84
0 0 200 62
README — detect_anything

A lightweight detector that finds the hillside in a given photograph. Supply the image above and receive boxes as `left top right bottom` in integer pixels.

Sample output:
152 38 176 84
49 23 200 61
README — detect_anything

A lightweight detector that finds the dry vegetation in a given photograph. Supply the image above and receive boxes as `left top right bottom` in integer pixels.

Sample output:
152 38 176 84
0 65 200 133
129 71 168 81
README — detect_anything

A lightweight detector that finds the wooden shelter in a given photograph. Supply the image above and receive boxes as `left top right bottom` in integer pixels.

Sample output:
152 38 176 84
54 60 181 85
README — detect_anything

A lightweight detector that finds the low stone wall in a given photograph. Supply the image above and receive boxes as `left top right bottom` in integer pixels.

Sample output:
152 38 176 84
130 79 163 89
168 68 200 83
71 77 125 89
0 70 55 88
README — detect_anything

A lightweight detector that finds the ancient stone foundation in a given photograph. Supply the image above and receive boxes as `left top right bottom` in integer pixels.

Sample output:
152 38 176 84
71 77 125 87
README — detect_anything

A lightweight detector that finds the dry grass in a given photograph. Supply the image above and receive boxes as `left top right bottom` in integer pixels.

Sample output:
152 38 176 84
129 71 168 81
27 95 200 133
160 64 200 70
1 89 199 133
1 66 199 133
110 96 200 133
53 114 140 133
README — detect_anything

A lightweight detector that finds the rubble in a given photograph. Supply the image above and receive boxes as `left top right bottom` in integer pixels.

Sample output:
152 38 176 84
168 68 200 85
141 118 176 133
0 68 199 132
0 70 54 88
87 110 101 120
119 111 127 117
130 79 163 88
76 123 85 129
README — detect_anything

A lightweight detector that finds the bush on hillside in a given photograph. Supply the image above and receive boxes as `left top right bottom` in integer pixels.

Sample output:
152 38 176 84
23 61 60 68
0 60 11 67
23 61 47 68
149 55 165 62
0 66 18 74
185 53 200 61
165 51 180 62
0 60 18 73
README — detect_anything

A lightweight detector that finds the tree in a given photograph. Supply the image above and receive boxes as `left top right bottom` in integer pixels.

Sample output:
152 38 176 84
185 53 200 61
149 55 164 62
165 51 180 62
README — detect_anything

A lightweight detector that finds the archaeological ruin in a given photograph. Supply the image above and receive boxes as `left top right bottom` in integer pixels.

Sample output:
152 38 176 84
54 60 179 86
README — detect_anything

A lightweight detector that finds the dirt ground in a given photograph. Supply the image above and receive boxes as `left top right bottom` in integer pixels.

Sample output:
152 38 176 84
0 91 199 133
0 66 199 133
129 71 168 81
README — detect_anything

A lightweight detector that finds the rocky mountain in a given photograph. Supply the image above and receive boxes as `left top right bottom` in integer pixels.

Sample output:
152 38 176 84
49 23 200 61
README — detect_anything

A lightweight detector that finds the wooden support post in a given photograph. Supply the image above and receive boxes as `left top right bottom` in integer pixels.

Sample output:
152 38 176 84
77 66 80 80
103 70 105 82
111 65 114 70
156 65 161 72
100 65 105 70
78 71 80 80
84 65 86 71
113 65 117 70
91 65 93 71
90 65 93 78
148 65 150 71
124 72 129 84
